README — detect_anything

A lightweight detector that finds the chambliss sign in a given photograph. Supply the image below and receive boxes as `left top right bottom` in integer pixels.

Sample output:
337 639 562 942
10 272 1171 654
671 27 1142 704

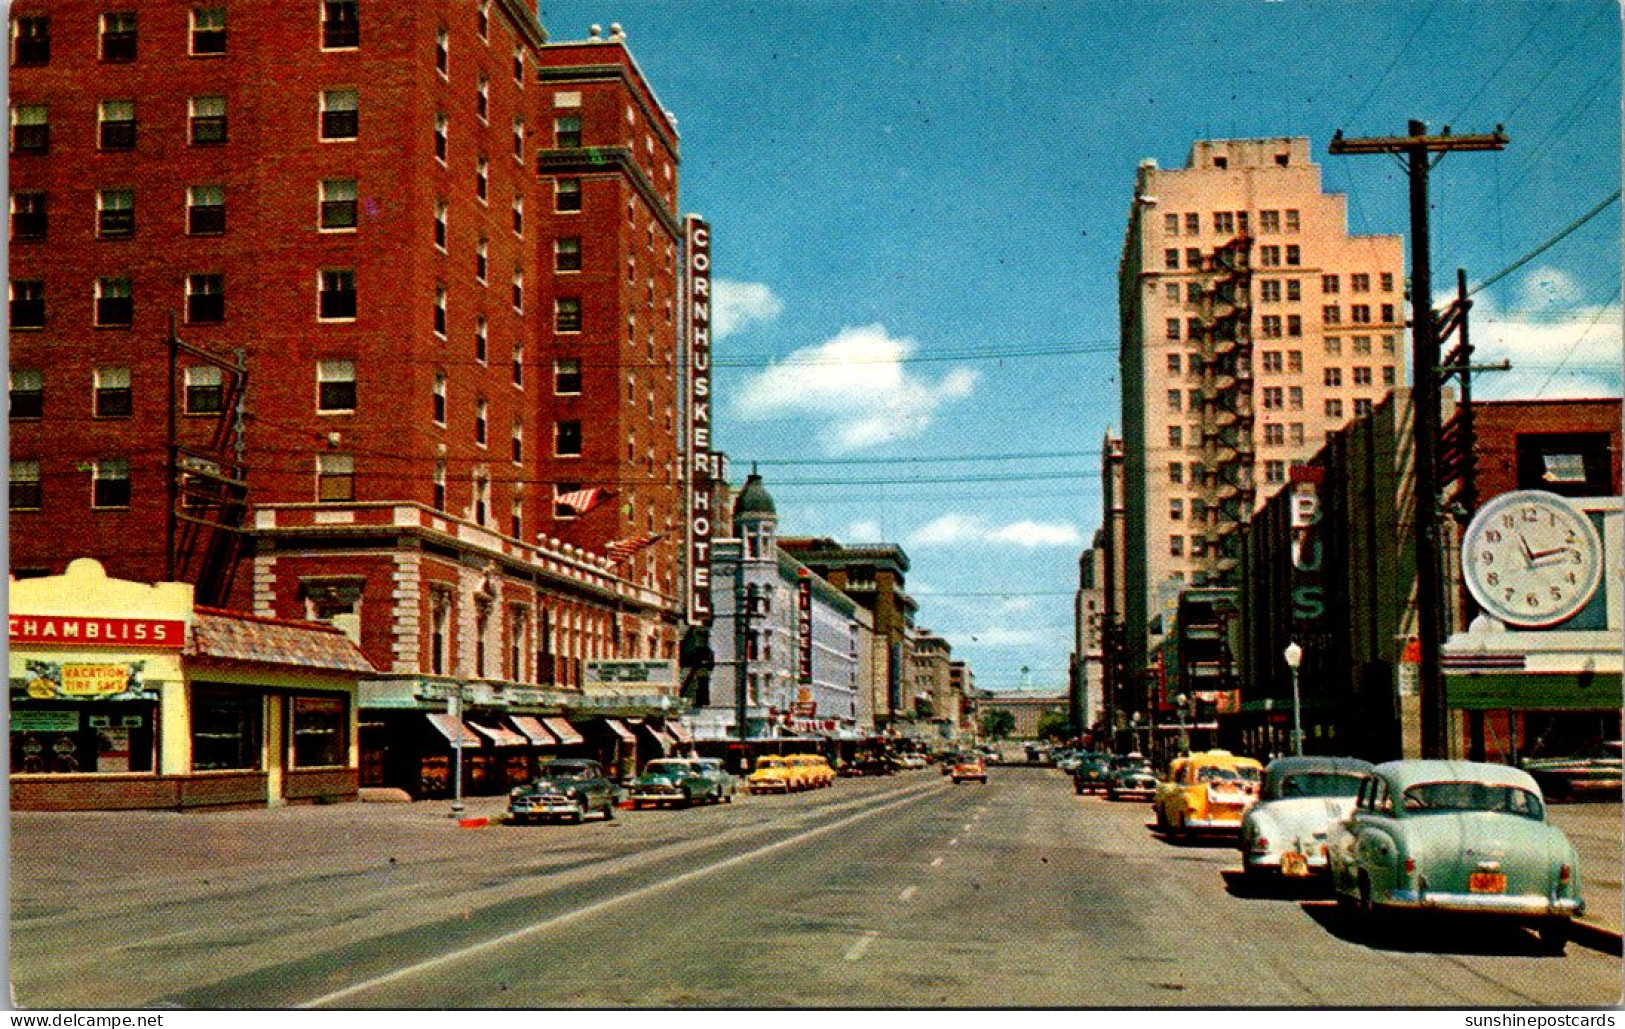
10 615 185 649
685 215 714 626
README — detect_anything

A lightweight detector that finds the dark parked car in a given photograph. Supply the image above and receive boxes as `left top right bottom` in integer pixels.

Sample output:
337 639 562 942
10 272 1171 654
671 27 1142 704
508 759 618 823
629 758 728 808
1521 742 1622 801
1072 753 1112 794
1105 757 1158 801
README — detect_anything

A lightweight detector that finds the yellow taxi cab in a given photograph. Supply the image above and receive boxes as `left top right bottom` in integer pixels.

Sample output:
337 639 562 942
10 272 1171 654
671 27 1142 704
748 755 794 794
785 753 834 788
1151 749 1263 837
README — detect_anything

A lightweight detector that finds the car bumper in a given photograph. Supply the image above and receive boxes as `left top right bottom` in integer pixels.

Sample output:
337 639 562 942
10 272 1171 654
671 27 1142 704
1245 850 1331 876
1380 890 1584 917
630 790 682 803
1183 817 1245 832
509 797 580 817
748 781 788 793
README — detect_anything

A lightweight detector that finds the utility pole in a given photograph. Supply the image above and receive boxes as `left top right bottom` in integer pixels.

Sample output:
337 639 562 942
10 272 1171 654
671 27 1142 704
1330 121 1508 759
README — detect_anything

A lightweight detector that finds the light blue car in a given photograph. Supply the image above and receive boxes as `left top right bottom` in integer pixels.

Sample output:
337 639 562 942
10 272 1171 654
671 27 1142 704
1239 756 1373 878
1326 760 1584 952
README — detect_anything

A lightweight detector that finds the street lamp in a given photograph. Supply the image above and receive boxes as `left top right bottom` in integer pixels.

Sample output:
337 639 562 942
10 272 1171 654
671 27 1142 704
1283 641 1304 756
1176 692 1189 755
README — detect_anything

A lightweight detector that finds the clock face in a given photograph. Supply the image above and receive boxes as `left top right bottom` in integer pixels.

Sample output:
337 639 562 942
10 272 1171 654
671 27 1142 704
1463 490 1604 628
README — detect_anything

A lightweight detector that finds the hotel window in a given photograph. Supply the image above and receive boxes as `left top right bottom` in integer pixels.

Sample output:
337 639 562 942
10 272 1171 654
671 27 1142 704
1262 386 1283 409
1286 314 1302 337
434 199 447 248
10 368 43 419
318 270 356 320
186 365 223 413
192 690 259 771
95 367 133 417
1163 283 1180 303
556 178 581 212
474 317 487 362
1354 398 1373 418
12 16 50 65
556 237 582 272
1284 209 1300 232
1381 335 1397 354
1286 280 1301 302
509 606 527 681
555 297 582 333
1263 423 1285 446
1184 212 1199 234
1167 389 1182 411
433 462 447 510
1166 353 1181 375
98 100 136 150
186 273 224 323
475 239 488 282
1237 211 1249 233
431 373 448 424
476 75 489 122
1380 303 1396 323
1168 461 1183 485
473 475 490 526
1169 498 1183 521
1380 272 1395 292
11 191 47 239
290 697 347 768
429 591 450 675
1165 318 1180 341
555 358 581 395
511 422 523 464
1324 367 1342 387
512 269 524 312
1325 398 1344 419
555 115 581 148
512 195 524 235
188 184 225 234
556 420 582 457
433 285 447 337
96 278 133 327
319 179 356 230
93 458 131 508
1289 423 1305 446
1261 351 1283 373
1285 245 1300 266
1163 248 1179 270
317 359 356 412
1353 366 1373 386
1321 274 1339 294
317 453 354 502
1258 245 1279 267
474 399 487 445
512 345 524 387
513 47 524 83
477 1 489 39
513 117 525 160
97 189 135 237
1259 210 1280 233
1167 425 1182 448
1351 273 1370 293
1169 535 1183 557
1260 315 1281 338
10 280 44 328
1350 304 1371 324
1322 304 1340 325
1260 280 1281 303
475 155 488 201
1382 366 1396 386
434 26 448 75
1164 213 1179 235
1287 350 1303 373
1352 336 1372 355
1213 211 1234 234
191 7 226 54
1184 248 1202 269
189 95 227 144
321 89 358 140
100 11 137 61
322 1 359 49
1324 336 1342 356
1288 386 1303 410
433 111 447 162
10 459 41 509
11 104 49 153
1264 461 1285 484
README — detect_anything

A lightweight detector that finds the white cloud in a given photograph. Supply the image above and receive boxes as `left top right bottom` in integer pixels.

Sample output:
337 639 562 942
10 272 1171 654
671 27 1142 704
1463 271 1622 401
733 324 978 452
906 514 1082 549
844 519 883 540
941 627 1047 648
712 279 784 339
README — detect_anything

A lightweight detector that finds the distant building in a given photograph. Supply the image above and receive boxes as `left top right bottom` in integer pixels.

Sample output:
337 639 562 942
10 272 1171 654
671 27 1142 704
971 690 1070 740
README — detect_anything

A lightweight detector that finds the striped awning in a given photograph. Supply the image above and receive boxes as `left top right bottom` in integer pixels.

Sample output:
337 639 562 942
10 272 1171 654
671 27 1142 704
510 715 557 746
603 718 637 745
542 717 584 746
425 713 482 747
469 721 528 747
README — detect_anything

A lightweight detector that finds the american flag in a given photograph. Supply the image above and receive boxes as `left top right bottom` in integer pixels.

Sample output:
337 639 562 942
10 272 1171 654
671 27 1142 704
555 487 613 515
605 533 664 563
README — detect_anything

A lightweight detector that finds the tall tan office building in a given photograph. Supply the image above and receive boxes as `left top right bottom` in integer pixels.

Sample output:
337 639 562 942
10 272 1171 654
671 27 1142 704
1118 138 1404 669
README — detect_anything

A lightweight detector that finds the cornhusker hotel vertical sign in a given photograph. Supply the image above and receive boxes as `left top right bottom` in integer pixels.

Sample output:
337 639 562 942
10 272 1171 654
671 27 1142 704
685 216 714 625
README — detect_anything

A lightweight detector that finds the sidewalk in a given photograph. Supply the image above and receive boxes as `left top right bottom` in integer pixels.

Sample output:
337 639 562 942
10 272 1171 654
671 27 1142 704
1548 801 1621 941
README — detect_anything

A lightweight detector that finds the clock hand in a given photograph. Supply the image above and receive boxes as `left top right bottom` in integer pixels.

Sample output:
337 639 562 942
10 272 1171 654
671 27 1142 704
1517 534 1536 565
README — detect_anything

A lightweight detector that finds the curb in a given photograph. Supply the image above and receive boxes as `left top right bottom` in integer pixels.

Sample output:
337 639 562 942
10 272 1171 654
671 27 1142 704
1570 919 1623 955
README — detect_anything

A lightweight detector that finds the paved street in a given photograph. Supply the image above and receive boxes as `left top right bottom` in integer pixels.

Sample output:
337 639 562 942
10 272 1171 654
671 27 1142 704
11 766 1621 1009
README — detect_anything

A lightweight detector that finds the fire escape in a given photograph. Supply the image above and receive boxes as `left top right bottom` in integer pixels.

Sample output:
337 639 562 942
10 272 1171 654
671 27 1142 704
166 322 250 607
1191 234 1255 587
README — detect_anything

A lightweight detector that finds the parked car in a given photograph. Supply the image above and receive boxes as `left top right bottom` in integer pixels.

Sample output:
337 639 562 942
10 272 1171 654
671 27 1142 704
629 758 727 809
693 757 737 801
842 752 895 777
950 755 988 783
893 752 928 771
786 753 834 789
1521 741 1622 801
979 746 1000 765
508 759 618 824
1072 753 1113 795
1152 750 1263 836
1105 755 1158 801
747 755 794 794
1238 756 1374 878
1326 760 1584 952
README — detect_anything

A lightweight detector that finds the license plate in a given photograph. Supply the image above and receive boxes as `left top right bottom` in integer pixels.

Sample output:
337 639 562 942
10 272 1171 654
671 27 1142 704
1468 871 1506 894
1280 852 1310 877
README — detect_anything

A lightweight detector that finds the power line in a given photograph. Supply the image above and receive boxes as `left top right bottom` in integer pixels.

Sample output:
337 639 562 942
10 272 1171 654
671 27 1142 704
753 450 1099 467
1448 4 1559 125
1533 281 1623 398
1468 190 1622 298
1344 6 1439 124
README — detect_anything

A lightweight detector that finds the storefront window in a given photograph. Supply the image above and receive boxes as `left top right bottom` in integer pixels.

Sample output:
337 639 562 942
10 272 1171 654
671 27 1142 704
292 695 347 767
192 689 261 770
11 701 155 774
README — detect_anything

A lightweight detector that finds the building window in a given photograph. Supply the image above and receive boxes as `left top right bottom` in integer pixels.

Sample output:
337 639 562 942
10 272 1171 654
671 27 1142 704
1321 274 1340 295
1166 388 1182 411
513 117 525 160
432 373 447 424
556 420 582 457
317 359 356 412
556 178 581 212
319 178 356 230
317 453 354 503
185 365 223 414
434 25 448 75
96 189 135 238
553 358 583 395
1167 425 1182 449
1289 386 1303 410
1353 366 1373 386
1260 210 1280 233
1165 353 1181 376
10 459 41 510
1163 213 1179 235
186 273 224 323
1167 461 1183 485
476 75 489 122
1382 366 1396 386
1350 304 1371 324
433 462 447 510
553 297 583 333
98 100 136 150
1284 209 1300 231
11 191 47 240
190 7 226 54
513 47 524 83
319 270 356 320
1380 272 1395 293
320 89 358 140
93 458 131 508
189 95 227 144
473 474 490 525
11 104 48 154
477 1 489 39
1264 461 1285 484
434 111 448 162
1263 423 1285 446
1286 350 1303 373
1164 282 1180 303
474 399 487 445
1163 248 1179 270
512 195 524 235
100 11 137 62
1325 398 1344 419
475 155 488 201
1324 336 1342 356
1213 211 1234 234
1165 318 1180 341
474 317 487 362
322 0 359 49
1258 245 1279 267
1289 423 1305 446
94 366 132 417
511 422 523 463
555 237 582 272
1259 280 1281 303
433 285 447 337
512 270 524 313
10 368 43 419
1354 398 1373 418
1183 212 1199 234
12 16 50 65
188 184 225 234
1261 351 1283 373
1169 535 1183 557
1322 304 1340 325
290 696 347 768
1351 273 1370 293
555 115 581 148
508 605 526 679
1382 335 1398 355
10 280 44 328
1286 314 1302 337
1262 386 1284 410
1260 315 1281 338
95 278 133 327
475 239 488 283
434 199 447 249
1380 303 1396 324
512 345 524 387
1184 248 1202 269
1286 279 1301 302
1169 498 1183 521
1324 367 1342 387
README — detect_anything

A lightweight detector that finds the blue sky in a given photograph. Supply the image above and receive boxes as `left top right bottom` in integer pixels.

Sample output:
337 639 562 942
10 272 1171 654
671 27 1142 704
543 0 1622 690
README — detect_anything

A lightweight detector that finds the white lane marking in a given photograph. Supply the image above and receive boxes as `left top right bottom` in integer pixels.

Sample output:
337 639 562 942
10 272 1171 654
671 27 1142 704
844 931 880 961
300 782 940 1007
962 823 972 830
899 885 917 902
949 837 959 846
930 857 944 868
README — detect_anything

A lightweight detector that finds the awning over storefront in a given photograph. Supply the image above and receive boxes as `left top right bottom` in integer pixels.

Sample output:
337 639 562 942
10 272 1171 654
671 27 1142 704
542 716 583 746
425 712 483 747
602 718 637 745
665 721 692 744
469 721 528 747
510 715 557 746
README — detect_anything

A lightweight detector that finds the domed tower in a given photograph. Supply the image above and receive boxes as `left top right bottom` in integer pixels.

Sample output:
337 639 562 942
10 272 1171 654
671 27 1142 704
732 466 777 562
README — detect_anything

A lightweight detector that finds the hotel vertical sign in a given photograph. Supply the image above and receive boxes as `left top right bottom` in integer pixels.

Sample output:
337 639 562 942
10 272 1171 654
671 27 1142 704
685 215 714 626
796 571 814 684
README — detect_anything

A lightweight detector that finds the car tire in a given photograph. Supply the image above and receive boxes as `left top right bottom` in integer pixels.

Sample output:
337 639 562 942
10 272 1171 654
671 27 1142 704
1536 919 1570 955
681 789 694 809
572 800 587 824
1106 789 1117 801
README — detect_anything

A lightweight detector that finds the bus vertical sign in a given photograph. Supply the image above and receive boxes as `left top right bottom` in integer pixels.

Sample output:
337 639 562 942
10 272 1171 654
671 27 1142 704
685 215 714 626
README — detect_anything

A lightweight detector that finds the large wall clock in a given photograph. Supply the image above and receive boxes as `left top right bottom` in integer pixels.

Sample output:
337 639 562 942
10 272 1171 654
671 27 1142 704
1461 489 1604 628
